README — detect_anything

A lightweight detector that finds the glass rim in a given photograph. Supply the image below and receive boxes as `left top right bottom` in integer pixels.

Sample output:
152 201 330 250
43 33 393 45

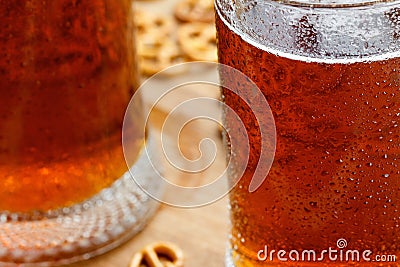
273 0 397 8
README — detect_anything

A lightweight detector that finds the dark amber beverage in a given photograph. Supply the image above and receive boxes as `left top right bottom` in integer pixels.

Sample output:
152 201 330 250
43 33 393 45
216 0 400 265
0 0 142 212
0 1 162 265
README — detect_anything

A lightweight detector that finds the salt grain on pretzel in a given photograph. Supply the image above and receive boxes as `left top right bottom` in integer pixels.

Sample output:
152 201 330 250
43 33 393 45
174 0 214 23
178 22 218 62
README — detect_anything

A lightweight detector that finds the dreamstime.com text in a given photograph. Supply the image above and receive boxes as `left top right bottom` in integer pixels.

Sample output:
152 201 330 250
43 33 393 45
257 239 397 263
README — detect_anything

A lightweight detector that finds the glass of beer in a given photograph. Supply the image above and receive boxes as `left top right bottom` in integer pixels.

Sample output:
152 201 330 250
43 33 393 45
216 0 400 265
0 0 162 265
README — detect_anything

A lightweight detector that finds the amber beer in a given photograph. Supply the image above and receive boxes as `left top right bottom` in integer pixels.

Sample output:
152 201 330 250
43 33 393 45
0 0 143 212
216 1 400 266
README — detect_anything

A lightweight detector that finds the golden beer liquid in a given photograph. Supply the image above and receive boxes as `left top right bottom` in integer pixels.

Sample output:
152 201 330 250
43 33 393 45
217 7 400 266
0 0 143 212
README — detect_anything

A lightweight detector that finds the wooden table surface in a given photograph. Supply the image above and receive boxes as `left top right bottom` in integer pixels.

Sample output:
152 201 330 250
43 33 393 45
66 195 228 267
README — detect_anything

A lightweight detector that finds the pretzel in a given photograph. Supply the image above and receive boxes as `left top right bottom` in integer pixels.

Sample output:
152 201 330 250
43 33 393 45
178 22 217 62
129 242 184 267
174 0 214 23
138 38 185 76
135 10 173 38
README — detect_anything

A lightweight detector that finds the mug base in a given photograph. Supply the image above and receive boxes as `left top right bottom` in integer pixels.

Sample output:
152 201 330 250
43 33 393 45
0 131 163 266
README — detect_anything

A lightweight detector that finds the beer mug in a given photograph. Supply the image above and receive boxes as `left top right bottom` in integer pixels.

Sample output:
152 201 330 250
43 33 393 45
0 0 162 265
216 0 400 265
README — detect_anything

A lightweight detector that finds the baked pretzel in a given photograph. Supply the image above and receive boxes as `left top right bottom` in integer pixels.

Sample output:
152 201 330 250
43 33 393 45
174 0 214 23
134 10 185 75
129 242 184 267
135 10 173 38
138 38 185 76
178 22 217 62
